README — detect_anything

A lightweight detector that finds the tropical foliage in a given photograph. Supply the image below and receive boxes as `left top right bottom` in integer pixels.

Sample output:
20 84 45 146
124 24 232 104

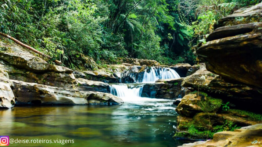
0 0 261 67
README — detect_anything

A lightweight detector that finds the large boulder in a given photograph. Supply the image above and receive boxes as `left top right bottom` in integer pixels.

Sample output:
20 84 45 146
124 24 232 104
182 65 262 112
175 107 262 140
176 93 222 117
182 64 218 88
196 3 262 88
0 69 15 108
120 66 146 83
170 63 191 77
0 39 73 73
0 82 15 108
80 70 119 83
142 78 184 98
76 78 110 93
1 61 77 88
11 80 122 105
121 58 160 66
177 3 262 142
179 124 262 147
186 64 202 76
0 38 78 89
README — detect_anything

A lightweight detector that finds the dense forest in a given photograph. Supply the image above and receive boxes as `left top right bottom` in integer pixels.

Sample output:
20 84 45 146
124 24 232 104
0 0 261 67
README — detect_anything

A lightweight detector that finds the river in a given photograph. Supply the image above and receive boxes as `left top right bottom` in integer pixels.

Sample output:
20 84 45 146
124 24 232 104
0 67 189 147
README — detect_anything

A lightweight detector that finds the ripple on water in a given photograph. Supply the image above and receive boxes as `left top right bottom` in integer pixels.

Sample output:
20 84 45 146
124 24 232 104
0 100 187 147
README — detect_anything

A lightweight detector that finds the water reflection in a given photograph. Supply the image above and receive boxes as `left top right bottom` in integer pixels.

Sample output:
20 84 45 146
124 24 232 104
0 101 186 147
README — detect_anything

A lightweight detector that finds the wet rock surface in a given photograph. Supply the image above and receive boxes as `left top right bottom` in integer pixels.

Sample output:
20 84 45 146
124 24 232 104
120 66 146 83
141 78 183 98
11 80 122 105
170 63 191 77
173 98 182 105
0 73 15 108
0 69 15 108
0 38 123 106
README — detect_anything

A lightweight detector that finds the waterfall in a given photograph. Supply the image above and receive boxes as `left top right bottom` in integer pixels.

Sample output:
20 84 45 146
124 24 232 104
142 67 180 83
110 84 147 104
110 84 143 98
110 67 180 103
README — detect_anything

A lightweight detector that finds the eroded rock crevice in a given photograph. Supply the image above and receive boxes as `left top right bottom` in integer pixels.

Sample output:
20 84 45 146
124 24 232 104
177 3 262 147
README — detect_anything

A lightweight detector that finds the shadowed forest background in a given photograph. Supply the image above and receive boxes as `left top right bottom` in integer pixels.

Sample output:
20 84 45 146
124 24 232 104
0 0 261 67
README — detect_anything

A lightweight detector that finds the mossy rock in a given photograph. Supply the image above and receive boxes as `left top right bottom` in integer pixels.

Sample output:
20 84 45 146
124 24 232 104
176 92 222 117
227 109 262 122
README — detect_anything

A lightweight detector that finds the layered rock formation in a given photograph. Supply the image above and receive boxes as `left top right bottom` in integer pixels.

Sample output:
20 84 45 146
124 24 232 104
197 2 262 88
12 80 122 105
75 70 119 83
182 65 262 112
175 65 262 139
141 78 184 98
0 37 123 106
120 58 160 66
180 124 262 147
177 3 262 146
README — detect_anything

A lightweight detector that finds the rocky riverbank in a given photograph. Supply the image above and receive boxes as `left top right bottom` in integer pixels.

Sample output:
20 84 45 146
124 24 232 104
0 35 185 108
1 3 262 145
177 3 262 147
0 37 125 108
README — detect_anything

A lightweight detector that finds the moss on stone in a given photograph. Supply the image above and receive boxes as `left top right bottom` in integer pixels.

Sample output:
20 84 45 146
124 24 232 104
175 125 215 139
175 117 241 139
228 109 262 122
190 91 222 112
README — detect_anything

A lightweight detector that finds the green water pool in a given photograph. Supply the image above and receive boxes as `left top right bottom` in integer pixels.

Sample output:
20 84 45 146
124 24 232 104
0 99 189 147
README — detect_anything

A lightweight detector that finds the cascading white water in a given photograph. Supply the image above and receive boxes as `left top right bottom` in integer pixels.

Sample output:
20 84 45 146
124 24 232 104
110 84 146 104
110 67 181 104
110 84 143 98
142 67 180 83
110 84 173 105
